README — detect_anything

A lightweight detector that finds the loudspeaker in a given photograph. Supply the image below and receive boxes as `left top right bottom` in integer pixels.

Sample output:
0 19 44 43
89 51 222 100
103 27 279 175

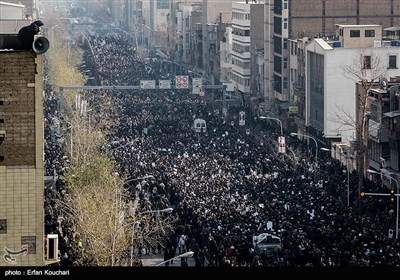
32 35 50 54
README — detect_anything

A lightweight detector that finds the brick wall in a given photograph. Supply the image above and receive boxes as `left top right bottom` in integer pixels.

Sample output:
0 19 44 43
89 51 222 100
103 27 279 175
0 51 44 266
0 52 36 166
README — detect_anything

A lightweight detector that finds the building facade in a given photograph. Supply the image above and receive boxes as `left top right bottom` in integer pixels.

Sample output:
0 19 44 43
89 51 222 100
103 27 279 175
0 51 45 266
229 1 263 95
0 21 45 267
202 0 235 78
265 0 400 119
303 25 400 147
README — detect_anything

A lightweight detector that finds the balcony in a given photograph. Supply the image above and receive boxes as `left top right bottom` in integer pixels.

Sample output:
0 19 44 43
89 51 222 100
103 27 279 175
368 120 389 142
368 88 389 103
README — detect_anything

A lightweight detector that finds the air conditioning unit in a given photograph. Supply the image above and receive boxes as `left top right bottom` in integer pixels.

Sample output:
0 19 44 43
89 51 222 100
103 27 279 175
373 40 382 47
45 234 59 262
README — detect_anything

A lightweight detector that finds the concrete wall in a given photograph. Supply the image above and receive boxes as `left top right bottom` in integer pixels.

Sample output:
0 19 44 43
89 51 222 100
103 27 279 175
289 0 400 38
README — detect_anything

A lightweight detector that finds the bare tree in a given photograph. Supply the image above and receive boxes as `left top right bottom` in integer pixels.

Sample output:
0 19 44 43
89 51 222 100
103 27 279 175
59 157 131 266
47 22 175 266
58 158 175 266
340 50 387 207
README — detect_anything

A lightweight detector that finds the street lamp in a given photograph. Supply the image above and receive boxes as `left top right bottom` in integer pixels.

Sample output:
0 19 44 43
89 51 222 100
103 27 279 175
291 132 318 181
291 132 318 162
259 116 283 136
155 251 194 267
367 169 399 239
109 141 134 152
260 116 285 157
337 147 351 208
130 207 173 266
123 175 155 187
140 208 173 215
188 69 204 79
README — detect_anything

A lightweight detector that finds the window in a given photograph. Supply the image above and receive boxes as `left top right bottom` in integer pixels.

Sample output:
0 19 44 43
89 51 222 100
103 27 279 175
350 30 360 37
157 0 169 9
46 234 58 260
283 18 288 30
274 17 282 34
283 58 288 69
389 55 397 69
283 77 288 89
283 0 288 9
365 30 375 37
363 56 371 69
0 219 6 234
283 38 288 49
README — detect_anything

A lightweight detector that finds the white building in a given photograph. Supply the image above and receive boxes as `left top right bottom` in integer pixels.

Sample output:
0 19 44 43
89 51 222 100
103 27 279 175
229 1 263 94
305 24 400 144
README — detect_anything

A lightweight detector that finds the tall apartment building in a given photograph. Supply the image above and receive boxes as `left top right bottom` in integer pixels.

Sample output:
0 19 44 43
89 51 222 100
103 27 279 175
265 0 400 115
215 11 232 83
202 0 235 77
229 1 263 95
175 2 202 64
0 2 45 266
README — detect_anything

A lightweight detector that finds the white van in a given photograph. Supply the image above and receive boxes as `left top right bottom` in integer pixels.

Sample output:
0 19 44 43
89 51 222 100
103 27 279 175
252 233 282 255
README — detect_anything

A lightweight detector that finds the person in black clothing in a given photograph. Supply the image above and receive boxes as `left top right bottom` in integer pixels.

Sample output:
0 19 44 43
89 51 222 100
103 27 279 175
17 20 44 50
181 257 189 267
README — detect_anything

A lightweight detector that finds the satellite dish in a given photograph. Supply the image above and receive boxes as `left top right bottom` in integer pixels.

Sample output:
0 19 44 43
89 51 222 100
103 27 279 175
379 77 388 90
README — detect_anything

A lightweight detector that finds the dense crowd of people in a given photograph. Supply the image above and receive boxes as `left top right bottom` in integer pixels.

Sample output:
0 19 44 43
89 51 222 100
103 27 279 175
42 28 400 267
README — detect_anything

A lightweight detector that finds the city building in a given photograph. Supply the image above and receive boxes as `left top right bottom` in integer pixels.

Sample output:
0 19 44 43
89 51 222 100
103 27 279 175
214 11 232 84
265 0 400 121
201 0 235 78
364 77 400 185
174 2 202 64
229 1 263 96
288 37 309 133
0 1 46 266
302 24 400 147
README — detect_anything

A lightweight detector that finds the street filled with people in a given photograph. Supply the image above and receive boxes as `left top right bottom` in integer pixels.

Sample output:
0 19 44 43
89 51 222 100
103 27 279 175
42 29 400 267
